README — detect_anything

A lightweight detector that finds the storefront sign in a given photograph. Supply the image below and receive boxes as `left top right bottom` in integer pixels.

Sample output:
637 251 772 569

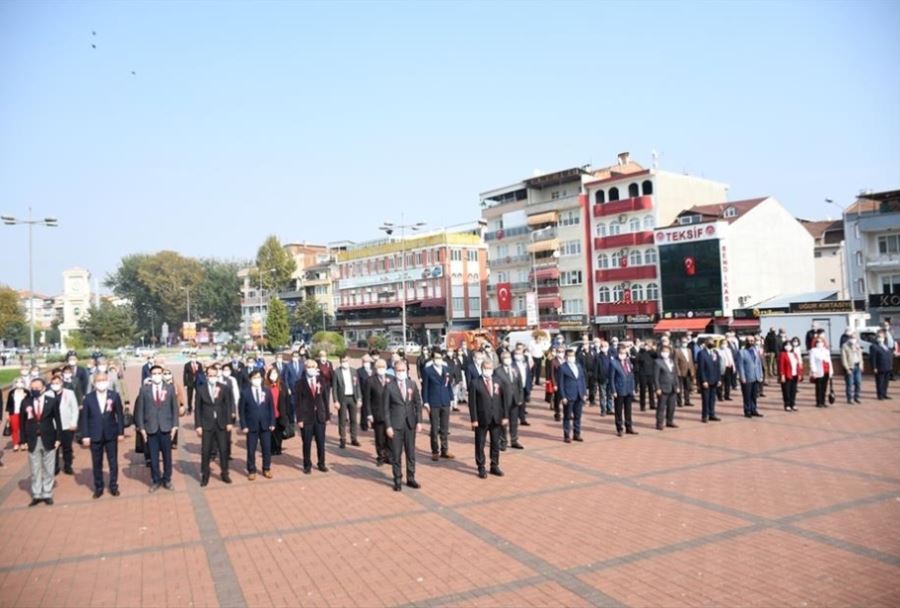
525 292 538 326
593 315 623 324
789 300 853 313
869 293 900 308
482 316 527 329
654 222 721 244
625 314 659 323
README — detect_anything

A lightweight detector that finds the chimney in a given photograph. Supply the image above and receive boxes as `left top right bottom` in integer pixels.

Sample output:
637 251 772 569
617 151 630 166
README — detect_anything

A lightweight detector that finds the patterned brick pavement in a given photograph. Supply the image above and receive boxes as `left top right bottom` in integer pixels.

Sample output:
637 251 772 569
1 364 898 607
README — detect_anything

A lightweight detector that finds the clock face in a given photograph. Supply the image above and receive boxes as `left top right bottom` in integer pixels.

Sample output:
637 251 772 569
71 283 81 293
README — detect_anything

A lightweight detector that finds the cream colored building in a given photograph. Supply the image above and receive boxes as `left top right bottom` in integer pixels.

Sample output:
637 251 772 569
800 219 846 297
59 267 91 349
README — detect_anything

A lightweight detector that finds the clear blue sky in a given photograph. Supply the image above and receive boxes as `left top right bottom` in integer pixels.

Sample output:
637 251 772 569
2 0 898 295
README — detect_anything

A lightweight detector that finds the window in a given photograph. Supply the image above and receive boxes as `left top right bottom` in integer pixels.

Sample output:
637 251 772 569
679 215 696 225
628 183 640 198
594 190 606 204
561 240 581 257
562 299 584 314
596 253 609 268
450 249 462 262
495 271 508 283
646 282 659 300
609 222 620 235
629 250 642 266
515 296 525 312
631 284 644 301
641 180 653 195
724 207 737 219
856 251 863 266
882 274 900 295
596 223 607 237
551 190 561 200
497 244 509 258
468 297 481 314
609 187 620 202
629 217 641 233
814 251 823 258
643 215 654 230
856 278 865 296
597 286 611 303
612 285 623 301
644 248 658 264
878 234 900 255
468 249 478 262
610 250 623 267
516 242 527 256
560 210 581 226
560 270 583 286
451 272 463 284
453 297 465 313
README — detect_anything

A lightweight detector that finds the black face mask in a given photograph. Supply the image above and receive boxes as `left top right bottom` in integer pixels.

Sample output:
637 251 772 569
31 389 42 399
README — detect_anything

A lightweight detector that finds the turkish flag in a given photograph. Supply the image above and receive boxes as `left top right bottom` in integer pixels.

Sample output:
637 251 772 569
684 256 696 276
619 256 628 268
497 283 512 311
623 288 632 303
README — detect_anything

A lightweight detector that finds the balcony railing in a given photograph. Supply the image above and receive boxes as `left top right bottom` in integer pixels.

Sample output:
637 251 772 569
537 284 560 296
593 196 653 217
595 265 658 282
866 254 900 269
594 230 654 250
487 281 532 292
485 225 530 241
487 253 531 266
530 226 558 242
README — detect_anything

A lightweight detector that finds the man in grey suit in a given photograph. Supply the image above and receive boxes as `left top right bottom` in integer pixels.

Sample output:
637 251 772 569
736 337 765 418
134 365 179 492
653 344 680 430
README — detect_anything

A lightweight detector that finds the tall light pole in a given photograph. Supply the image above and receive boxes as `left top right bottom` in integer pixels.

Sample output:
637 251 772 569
2 209 58 364
826 197 850 300
380 216 426 347
182 286 191 323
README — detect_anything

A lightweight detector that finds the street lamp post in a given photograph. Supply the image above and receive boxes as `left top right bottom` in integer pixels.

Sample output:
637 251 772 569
826 197 851 300
2 208 58 364
379 216 426 348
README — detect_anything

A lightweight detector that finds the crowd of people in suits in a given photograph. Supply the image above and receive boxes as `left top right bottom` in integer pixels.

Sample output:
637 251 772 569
0 318 894 506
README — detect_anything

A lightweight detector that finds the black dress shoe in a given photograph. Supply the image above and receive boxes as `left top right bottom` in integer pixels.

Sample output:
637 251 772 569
709 416 722 421
351 440 361 447
752 412 764 417
745 413 753 418
200 478 209 488
554 414 561 421
667 423 679 429
656 424 664 430
339 441 346 449
164 481 174 490
375 458 384 467
221 475 232 484
573 435 583 442
406 479 421 489
520 420 531 426
499 444 507 451
701 418 708 423
563 437 572 443
393 481 402 492
478 470 487 479
616 430 623 437
93 489 103 499
303 467 312 475
511 442 525 449
490 467 504 477
45 498 54 506
626 429 638 435
317 465 329 473
110 488 120 497
150 483 162 493
28 498 41 507
64 467 74 475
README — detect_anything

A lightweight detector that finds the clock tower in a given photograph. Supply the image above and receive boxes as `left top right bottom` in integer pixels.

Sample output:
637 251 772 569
60 268 91 349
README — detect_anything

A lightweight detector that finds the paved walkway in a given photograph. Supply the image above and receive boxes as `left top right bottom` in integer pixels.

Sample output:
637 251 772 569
1 367 899 607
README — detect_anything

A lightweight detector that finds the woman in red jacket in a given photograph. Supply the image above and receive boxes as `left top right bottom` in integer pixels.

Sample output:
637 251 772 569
779 340 803 412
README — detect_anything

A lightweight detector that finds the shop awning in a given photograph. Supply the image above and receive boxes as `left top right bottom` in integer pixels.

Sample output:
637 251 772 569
527 211 559 226
653 318 712 332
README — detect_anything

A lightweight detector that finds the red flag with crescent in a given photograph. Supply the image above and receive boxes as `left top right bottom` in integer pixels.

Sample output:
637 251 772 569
684 256 696 276
497 283 512 311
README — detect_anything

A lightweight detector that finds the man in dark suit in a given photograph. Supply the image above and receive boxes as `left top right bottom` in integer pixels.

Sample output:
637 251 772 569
609 345 638 437
696 340 722 423
80 373 125 498
366 359 393 466
422 350 455 460
577 334 598 406
469 358 507 479
283 351 303 394
636 342 657 411
383 360 422 491
182 352 203 415
512 345 533 426
194 365 234 486
654 345 680 430
239 369 276 480
548 348 564 421
557 348 588 443
66 351 90 399
22 377 62 506
135 365 179 491
357 354 374 431
494 351 525 450
332 354 362 449
872 332 893 400
294 359 330 474
140 354 155 384
674 338 695 407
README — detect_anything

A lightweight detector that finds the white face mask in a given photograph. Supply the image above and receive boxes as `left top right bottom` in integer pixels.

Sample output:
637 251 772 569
251 378 263 388
319 357 328 363
785 345 793 352
63 373 73 382
816 342 824 348
50 383 62 393
363 362 372 369
661 352 670 359
482 368 494 378
340 362 350 370
150 374 163 384
306 369 317 378
208 375 218 384
433 359 443 367
567 357 576 364
514 354 524 362
269 372 278 381
95 381 109 392
222 369 232 378
163 374 173 382
375 368 386 376
502 358 511 366
396 372 408 381
98 365 107 372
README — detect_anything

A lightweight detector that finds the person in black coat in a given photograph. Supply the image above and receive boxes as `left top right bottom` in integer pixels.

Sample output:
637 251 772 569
872 332 894 400
182 354 203 415
469 358 508 479
357 354 375 431
636 342 658 411
383 360 423 491
79 373 125 498
21 377 62 506
194 365 234 486
366 360 393 466
294 360 330 474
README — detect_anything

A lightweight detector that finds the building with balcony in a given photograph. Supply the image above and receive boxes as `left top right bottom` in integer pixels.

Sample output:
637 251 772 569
799 219 846 297
654 197 814 334
334 223 486 347
586 152 729 337
843 189 900 332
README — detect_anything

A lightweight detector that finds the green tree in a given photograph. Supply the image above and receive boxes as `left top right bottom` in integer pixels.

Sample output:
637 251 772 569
78 301 139 348
292 296 331 334
195 259 243 333
0 285 26 343
254 235 296 292
265 298 291 350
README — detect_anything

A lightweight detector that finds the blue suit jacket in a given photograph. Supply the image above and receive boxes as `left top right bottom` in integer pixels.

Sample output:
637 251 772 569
422 364 454 407
697 349 720 386
736 348 763 383
608 359 636 396
282 361 303 393
871 344 893 372
557 362 587 401
80 390 125 442
239 387 275 432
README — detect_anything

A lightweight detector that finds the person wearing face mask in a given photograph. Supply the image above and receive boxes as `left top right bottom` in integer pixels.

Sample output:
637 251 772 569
195 365 234 486
512 346 533 426
608 345 637 437
674 339 695 408
239 369 276 480
283 351 303 400
423 350 456 460
493 351 523 449
469 359 507 479
447 349 464 410
6 379 29 452
736 338 764 418
316 350 335 388
577 336 598 407
556 348 587 443
332 354 362 449
592 341 612 416
22 377 62 506
265 366 291 456
366 359 394 466
79 372 125 498
808 339 832 407
548 348 565 421
182 351 204 416
66 351 90 398
871 331 893 400
779 341 802 411
357 354 375 430
295 361 330 474
654 346 680 430
135 365 180 491
840 333 863 405
696 340 722 423
51 373 79 475
383 361 423 491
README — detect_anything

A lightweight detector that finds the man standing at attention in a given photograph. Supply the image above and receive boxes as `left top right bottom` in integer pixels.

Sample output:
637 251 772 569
80 372 125 498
